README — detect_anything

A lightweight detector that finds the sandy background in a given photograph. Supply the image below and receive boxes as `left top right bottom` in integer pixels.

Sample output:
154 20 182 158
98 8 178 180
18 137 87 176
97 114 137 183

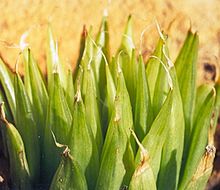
0 0 220 83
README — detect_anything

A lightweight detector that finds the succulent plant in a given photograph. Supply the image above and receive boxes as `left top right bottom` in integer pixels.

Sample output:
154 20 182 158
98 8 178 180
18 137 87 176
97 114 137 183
0 15 219 190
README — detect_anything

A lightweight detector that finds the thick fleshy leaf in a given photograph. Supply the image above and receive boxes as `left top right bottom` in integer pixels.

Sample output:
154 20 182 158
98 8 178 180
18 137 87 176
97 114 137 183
135 89 172 179
83 64 103 153
65 69 75 113
68 86 99 190
42 73 72 184
118 15 134 58
47 26 67 91
92 15 109 102
109 56 118 86
134 55 153 141
14 74 40 183
146 37 169 117
101 62 116 135
129 131 156 190
0 58 15 119
157 65 185 190
0 104 31 189
117 16 137 110
0 87 12 123
115 67 134 138
184 123 216 190
175 31 199 159
178 85 215 190
50 150 88 190
215 84 220 107
0 89 12 158
23 48 48 142
96 69 134 189
121 50 137 110
95 102 134 190
95 69 135 190
74 25 87 81
46 73 72 143
184 148 215 190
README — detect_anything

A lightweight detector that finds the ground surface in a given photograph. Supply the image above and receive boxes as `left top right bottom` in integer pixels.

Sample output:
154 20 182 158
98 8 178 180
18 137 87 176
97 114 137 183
0 0 220 83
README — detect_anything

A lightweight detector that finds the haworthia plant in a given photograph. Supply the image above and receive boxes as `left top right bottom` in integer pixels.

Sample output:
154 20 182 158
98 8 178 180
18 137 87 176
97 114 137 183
0 15 218 190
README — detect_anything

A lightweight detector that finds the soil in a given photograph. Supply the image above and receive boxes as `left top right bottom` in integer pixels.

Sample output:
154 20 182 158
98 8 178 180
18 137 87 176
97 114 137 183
0 0 220 83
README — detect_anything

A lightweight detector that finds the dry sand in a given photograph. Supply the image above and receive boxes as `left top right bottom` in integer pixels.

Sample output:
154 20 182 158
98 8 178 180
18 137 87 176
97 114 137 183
0 0 219 83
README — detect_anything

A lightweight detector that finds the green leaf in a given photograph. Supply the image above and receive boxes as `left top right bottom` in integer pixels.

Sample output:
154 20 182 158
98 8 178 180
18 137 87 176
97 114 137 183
65 69 75 113
215 84 220 107
14 73 40 184
96 69 135 190
92 15 109 102
116 16 137 110
101 62 116 135
83 64 103 153
95 100 134 190
109 56 118 86
178 85 215 190
74 25 87 82
129 131 157 190
146 36 169 117
50 150 88 190
118 15 134 58
122 50 138 110
134 55 153 141
157 66 185 190
115 66 134 138
68 86 99 190
42 73 72 184
0 87 13 123
0 58 15 119
175 31 199 152
47 26 67 91
0 87 13 158
47 73 72 144
23 48 48 143
0 104 31 189
135 90 172 180
184 139 216 190
146 37 163 100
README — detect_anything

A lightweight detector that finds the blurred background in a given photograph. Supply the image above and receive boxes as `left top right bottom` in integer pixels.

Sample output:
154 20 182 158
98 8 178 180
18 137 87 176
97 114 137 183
0 0 219 82
0 0 220 189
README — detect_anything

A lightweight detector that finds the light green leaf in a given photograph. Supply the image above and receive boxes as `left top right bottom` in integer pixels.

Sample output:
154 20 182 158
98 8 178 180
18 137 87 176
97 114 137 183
68 86 99 190
0 58 15 119
65 69 75 113
47 26 67 91
175 31 199 157
157 66 185 190
83 65 103 153
135 90 172 180
146 36 169 117
134 55 153 141
93 15 109 102
0 104 31 189
129 131 156 190
42 73 72 184
23 48 48 143
14 73 40 184
178 85 215 190
50 151 88 190
96 69 135 190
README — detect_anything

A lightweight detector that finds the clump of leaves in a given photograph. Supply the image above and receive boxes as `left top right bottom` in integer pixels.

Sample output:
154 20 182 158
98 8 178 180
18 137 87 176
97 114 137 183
0 15 219 190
